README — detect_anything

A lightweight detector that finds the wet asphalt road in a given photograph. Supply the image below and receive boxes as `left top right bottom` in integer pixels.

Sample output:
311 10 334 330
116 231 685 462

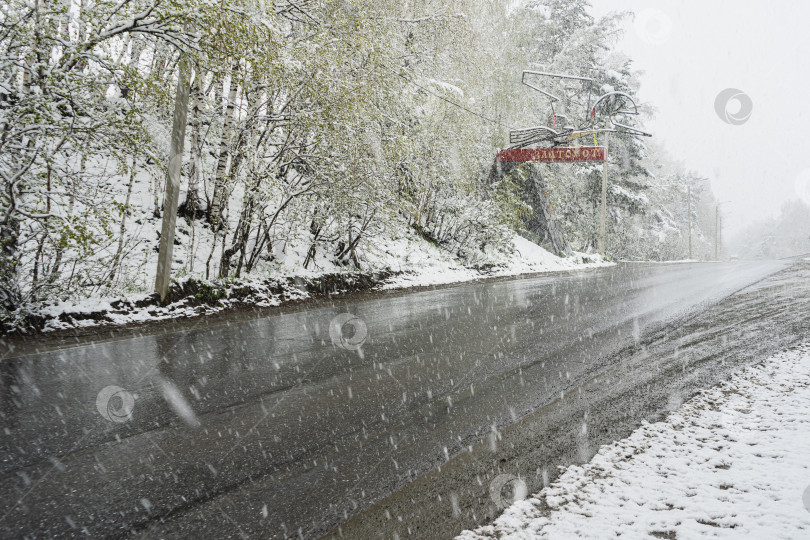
0 259 807 539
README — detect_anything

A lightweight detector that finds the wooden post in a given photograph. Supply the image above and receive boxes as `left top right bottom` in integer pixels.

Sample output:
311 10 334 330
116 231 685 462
599 132 609 256
155 58 191 301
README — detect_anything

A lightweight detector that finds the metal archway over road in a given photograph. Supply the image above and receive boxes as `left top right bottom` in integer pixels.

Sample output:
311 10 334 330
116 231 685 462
499 70 652 256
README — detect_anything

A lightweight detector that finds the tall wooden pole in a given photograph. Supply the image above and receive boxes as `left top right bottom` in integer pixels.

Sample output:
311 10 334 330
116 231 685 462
718 214 722 260
687 185 692 260
714 205 719 261
599 133 609 257
155 58 191 301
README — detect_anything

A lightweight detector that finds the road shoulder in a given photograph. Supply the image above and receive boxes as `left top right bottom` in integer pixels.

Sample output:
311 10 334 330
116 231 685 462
458 341 810 539
328 260 810 539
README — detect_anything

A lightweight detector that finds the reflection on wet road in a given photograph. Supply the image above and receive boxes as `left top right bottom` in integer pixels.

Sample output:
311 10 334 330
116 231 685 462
0 260 792 538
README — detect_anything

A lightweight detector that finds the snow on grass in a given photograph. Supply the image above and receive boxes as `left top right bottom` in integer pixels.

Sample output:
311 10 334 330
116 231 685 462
36 275 308 332
14 148 612 333
380 233 608 290
26 230 608 333
620 259 701 264
458 342 810 539
87 159 608 297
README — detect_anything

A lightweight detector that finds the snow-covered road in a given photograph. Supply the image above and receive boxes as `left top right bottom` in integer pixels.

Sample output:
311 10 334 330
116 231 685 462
458 342 810 539
2 259 809 539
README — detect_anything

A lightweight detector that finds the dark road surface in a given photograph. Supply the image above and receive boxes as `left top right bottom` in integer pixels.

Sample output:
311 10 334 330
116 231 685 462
2 260 809 539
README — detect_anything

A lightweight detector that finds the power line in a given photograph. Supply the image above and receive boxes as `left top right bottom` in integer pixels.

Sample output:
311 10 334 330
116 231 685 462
385 64 516 131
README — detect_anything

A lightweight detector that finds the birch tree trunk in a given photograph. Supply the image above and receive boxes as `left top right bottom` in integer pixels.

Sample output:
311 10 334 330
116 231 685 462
108 156 137 286
182 67 204 218
209 67 239 227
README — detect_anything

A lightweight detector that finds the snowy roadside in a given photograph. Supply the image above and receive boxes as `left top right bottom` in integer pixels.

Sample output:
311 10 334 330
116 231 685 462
379 234 605 290
4 234 608 335
458 342 810 539
619 259 701 264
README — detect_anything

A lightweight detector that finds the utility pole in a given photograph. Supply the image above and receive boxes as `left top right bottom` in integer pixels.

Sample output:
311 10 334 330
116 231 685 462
714 205 719 261
599 132 609 257
717 214 722 260
687 185 692 260
714 201 730 262
155 58 191 301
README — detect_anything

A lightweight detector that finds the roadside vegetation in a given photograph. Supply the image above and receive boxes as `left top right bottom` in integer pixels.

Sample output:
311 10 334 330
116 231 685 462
1 0 718 325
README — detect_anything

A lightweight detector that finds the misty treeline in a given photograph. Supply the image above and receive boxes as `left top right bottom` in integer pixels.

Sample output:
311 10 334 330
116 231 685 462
0 0 716 318
731 199 810 259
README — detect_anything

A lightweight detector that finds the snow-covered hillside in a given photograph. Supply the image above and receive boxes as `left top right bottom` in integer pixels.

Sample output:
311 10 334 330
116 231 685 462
28 229 606 333
1 0 718 327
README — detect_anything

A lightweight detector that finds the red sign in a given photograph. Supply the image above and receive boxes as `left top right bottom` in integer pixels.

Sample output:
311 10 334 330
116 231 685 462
497 146 605 162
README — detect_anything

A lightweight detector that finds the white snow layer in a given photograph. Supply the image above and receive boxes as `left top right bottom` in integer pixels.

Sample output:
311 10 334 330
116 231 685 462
381 234 603 290
457 342 810 539
35 233 608 331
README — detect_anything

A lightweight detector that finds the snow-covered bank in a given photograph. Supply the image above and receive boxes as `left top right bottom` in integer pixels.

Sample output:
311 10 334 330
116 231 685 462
6 233 608 334
380 234 604 290
458 342 810 539
619 259 701 264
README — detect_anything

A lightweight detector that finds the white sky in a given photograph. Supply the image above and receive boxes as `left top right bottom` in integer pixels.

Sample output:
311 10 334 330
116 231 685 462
590 0 810 235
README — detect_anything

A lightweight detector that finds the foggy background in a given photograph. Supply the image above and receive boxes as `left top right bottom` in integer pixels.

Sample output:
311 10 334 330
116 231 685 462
592 0 810 257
